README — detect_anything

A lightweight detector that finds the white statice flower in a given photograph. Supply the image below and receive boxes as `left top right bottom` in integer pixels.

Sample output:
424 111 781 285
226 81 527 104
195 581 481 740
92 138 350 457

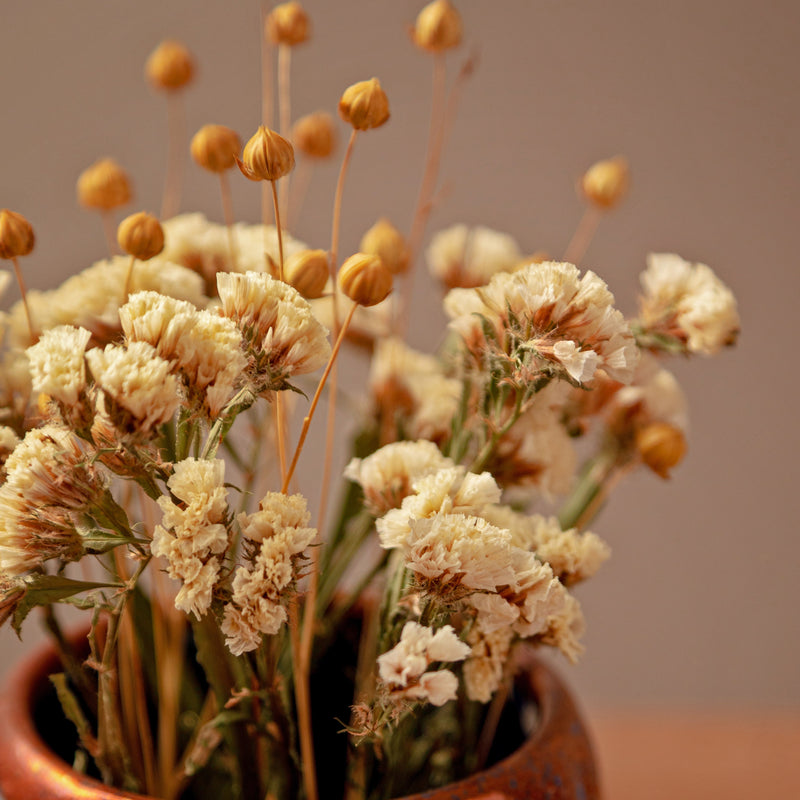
0 426 20 455
0 350 32 422
377 466 502 549
639 253 740 355
369 338 461 443
26 326 91 406
445 261 638 386
86 341 180 432
5 256 206 348
0 425 108 575
222 492 316 655
152 458 229 618
344 440 455 516
427 224 522 289
120 291 247 416
377 622 469 707
540 593 586 664
463 626 514 703
217 272 330 392
161 214 308 294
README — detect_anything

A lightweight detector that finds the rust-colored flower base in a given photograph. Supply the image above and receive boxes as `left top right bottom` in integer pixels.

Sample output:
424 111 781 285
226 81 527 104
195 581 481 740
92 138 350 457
0 642 598 800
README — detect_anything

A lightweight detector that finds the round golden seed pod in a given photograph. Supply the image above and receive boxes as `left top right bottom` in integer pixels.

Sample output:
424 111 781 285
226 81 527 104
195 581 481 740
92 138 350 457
359 218 410 275
76 158 132 211
0 209 35 260
285 249 329 299
635 422 687 479
581 156 630 210
238 126 295 182
338 253 393 307
338 78 390 131
266 1 310 46
117 212 165 261
292 112 336 159
191 124 241 173
413 0 463 53
145 40 195 91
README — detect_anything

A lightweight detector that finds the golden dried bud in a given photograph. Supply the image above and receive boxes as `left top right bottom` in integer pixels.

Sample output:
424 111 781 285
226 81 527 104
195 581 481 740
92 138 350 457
581 156 630 210
285 249 329 299
145 40 195 91
413 0 463 53
266 2 310 46
360 218 410 275
635 422 687 479
76 158 132 211
338 253 393 307
191 125 241 173
117 212 165 261
0 210 35 260
338 78 390 131
292 112 336 159
238 126 295 182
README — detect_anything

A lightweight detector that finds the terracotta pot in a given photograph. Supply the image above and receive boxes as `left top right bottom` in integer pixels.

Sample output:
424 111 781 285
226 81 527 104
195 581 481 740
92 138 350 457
0 639 599 800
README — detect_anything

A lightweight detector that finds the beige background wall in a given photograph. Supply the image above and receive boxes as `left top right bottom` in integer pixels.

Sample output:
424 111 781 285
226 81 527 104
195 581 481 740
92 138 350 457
1 0 798 711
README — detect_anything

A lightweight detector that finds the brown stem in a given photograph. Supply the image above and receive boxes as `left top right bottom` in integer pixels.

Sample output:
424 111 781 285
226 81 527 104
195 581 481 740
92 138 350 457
475 650 516 771
563 205 602 266
161 93 186 220
123 254 137 299
219 171 238 271
260 0 273 128
273 394 288 487
278 44 292 216
101 210 118 257
289 603 318 800
282 302 357 492
271 180 285 281
329 129 358 333
11 256 35 345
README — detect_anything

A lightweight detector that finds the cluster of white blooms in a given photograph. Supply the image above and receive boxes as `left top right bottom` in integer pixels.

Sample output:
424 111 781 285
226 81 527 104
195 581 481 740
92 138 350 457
217 272 331 391
369 338 461 443
377 622 470 707
87 341 181 432
0 425 107 574
445 261 638 386
221 492 316 655
345 440 455 516
120 292 247 416
462 626 514 703
426 224 522 289
5 256 206 348
26 326 92 406
639 253 740 355
152 458 229 618
162 214 307 282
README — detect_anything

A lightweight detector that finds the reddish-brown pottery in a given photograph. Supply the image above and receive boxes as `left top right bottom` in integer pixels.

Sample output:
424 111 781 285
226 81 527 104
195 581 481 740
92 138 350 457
0 641 599 800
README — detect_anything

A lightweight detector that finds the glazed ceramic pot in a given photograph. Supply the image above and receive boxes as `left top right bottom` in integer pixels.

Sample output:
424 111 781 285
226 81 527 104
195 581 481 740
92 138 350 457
0 640 599 800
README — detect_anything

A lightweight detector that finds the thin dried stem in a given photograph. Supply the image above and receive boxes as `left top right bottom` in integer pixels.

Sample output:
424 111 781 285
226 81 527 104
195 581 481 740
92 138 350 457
329 129 358 333
282 302 357 493
475 650 516 771
563 205 601 266
260 0 273 128
278 44 292 216
161 93 187 220
273 395 288 486
101 210 118 257
219 171 238 271
10 256 35 344
271 180 286 281
289 602 318 800
123 254 137 299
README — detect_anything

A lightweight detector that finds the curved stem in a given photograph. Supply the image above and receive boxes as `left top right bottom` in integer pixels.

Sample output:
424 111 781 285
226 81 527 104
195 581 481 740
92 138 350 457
271 180 285 281
123 254 137 300
11 256 35 344
563 206 601 266
161 93 186 221
278 44 292 217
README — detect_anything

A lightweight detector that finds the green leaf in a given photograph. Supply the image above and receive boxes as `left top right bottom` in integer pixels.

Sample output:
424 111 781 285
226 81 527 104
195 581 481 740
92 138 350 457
13 574 121 634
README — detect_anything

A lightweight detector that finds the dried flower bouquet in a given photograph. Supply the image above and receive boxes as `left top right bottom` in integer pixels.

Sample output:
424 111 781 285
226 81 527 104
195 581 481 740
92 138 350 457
0 2 739 800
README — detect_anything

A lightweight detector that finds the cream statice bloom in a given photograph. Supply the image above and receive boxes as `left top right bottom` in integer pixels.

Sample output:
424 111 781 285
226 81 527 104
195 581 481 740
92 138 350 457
152 458 229 618
344 440 455 516
638 253 740 355
26 326 91 406
161 214 307 292
6 256 206 347
376 466 502 549
0 425 109 575
369 338 460 444
377 622 469 707
221 492 316 655
86 341 181 432
445 261 638 386
427 224 522 289
217 272 330 392
540 593 586 664
120 291 246 416
463 626 514 703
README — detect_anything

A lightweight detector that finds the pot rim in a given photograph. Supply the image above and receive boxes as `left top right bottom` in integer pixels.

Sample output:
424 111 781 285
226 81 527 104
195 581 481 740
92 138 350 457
0 639 596 799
